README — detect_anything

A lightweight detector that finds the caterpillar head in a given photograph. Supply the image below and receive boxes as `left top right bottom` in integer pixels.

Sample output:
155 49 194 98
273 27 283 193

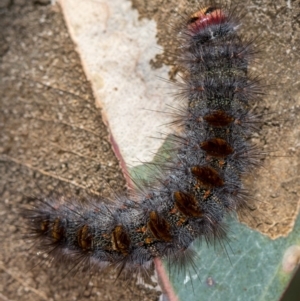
187 7 226 29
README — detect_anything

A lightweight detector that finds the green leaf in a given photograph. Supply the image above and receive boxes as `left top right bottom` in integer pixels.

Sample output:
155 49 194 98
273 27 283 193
168 215 299 301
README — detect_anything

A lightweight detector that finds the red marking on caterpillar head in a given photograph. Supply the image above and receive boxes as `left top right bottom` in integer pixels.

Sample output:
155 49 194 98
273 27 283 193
187 7 226 33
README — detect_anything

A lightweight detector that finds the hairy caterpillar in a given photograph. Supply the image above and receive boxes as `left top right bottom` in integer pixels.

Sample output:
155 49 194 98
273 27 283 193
1 0 298 300
24 0 262 289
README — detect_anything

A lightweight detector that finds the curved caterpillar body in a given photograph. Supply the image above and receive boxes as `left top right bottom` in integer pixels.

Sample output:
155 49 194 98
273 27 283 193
25 5 262 277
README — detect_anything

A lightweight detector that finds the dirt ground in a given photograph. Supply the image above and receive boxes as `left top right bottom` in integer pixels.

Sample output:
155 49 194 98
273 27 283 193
1 0 300 301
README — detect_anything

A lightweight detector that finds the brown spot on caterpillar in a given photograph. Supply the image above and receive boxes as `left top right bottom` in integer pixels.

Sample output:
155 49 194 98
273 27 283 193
169 207 177 214
203 190 211 199
201 138 234 157
111 225 131 255
77 225 92 250
218 159 226 167
176 217 187 226
148 211 172 242
204 110 234 127
191 166 224 187
145 237 155 244
40 220 49 233
136 225 147 233
173 191 203 217
51 218 64 242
